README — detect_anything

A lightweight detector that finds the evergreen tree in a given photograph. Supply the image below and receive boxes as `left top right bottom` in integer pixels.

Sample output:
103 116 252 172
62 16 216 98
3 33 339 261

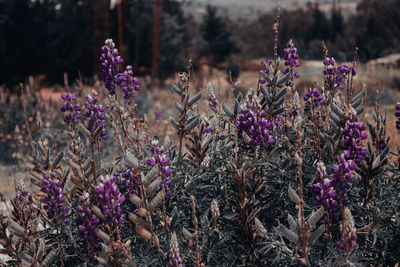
200 5 237 67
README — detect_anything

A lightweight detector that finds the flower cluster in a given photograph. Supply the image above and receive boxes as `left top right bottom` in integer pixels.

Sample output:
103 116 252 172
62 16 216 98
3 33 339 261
147 139 172 197
312 161 339 220
207 83 219 108
84 91 107 139
323 58 355 92
168 232 185 267
282 39 300 85
94 175 126 225
41 172 68 225
202 117 213 134
115 65 140 104
76 192 101 253
122 168 142 202
304 88 325 107
236 92 274 146
100 39 123 95
395 102 400 129
338 207 357 253
61 93 81 124
342 108 367 164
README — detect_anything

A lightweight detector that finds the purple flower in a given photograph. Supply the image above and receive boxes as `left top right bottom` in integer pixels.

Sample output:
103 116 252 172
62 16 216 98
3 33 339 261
282 40 301 87
312 161 340 220
76 192 101 253
100 39 123 95
41 172 68 225
342 108 367 164
115 65 140 104
236 92 275 146
323 58 353 93
147 139 172 197
60 93 81 124
84 91 107 139
94 175 126 225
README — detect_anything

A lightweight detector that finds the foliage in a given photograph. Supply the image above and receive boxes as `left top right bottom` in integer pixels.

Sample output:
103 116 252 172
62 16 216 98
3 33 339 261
1 30 400 267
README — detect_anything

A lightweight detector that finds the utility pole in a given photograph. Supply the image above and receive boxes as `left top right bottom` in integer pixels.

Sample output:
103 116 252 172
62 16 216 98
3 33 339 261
117 0 123 60
151 0 161 76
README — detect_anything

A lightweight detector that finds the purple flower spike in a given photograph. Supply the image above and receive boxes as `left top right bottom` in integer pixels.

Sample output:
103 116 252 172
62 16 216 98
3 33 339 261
95 175 125 226
282 39 301 87
147 139 173 196
236 92 276 147
41 172 68 225
168 232 185 267
100 39 122 95
60 93 81 124
84 91 107 139
115 65 140 104
76 192 101 253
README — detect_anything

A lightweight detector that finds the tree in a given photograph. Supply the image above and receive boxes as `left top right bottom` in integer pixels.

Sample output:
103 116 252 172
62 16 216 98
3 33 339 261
200 5 237 68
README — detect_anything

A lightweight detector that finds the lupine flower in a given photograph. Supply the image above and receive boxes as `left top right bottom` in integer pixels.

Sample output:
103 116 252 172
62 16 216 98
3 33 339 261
115 65 140 104
122 168 142 203
323 58 354 92
147 139 172 197
61 93 81 124
202 117 213 134
338 207 357 253
100 39 123 95
76 192 101 253
303 88 326 107
94 175 125 225
283 39 300 86
312 161 339 220
342 108 367 164
207 83 219 107
84 91 107 139
236 92 274 146
331 153 356 208
395 102 400 130
41 172 68 225
258 59 273 84
168 232 184 267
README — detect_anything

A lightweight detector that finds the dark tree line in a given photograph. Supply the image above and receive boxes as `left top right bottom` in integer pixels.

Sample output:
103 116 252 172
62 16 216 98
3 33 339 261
0 0 399 88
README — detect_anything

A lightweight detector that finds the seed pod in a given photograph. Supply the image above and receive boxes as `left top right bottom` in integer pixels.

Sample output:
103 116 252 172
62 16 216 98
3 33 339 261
124 150 138 169
97 229 110 244
288 186 300 204
148 190 165 211
276 72 290 86
129 194 142 206
128 212 146 227
185 116 199 132
52 151 64 169
143 167 158 185
188 92 202 106
66 149 79 164
175 102 183 112
78 122 91 137
307 207 324 228
147 177 162 194
40 248 56 267
171 84 182 95
222 103 234 119
309 224 325 245
279 224 299 244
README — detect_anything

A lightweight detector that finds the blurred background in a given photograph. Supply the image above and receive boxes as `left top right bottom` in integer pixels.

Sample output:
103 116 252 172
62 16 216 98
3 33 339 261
1 0 399 88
